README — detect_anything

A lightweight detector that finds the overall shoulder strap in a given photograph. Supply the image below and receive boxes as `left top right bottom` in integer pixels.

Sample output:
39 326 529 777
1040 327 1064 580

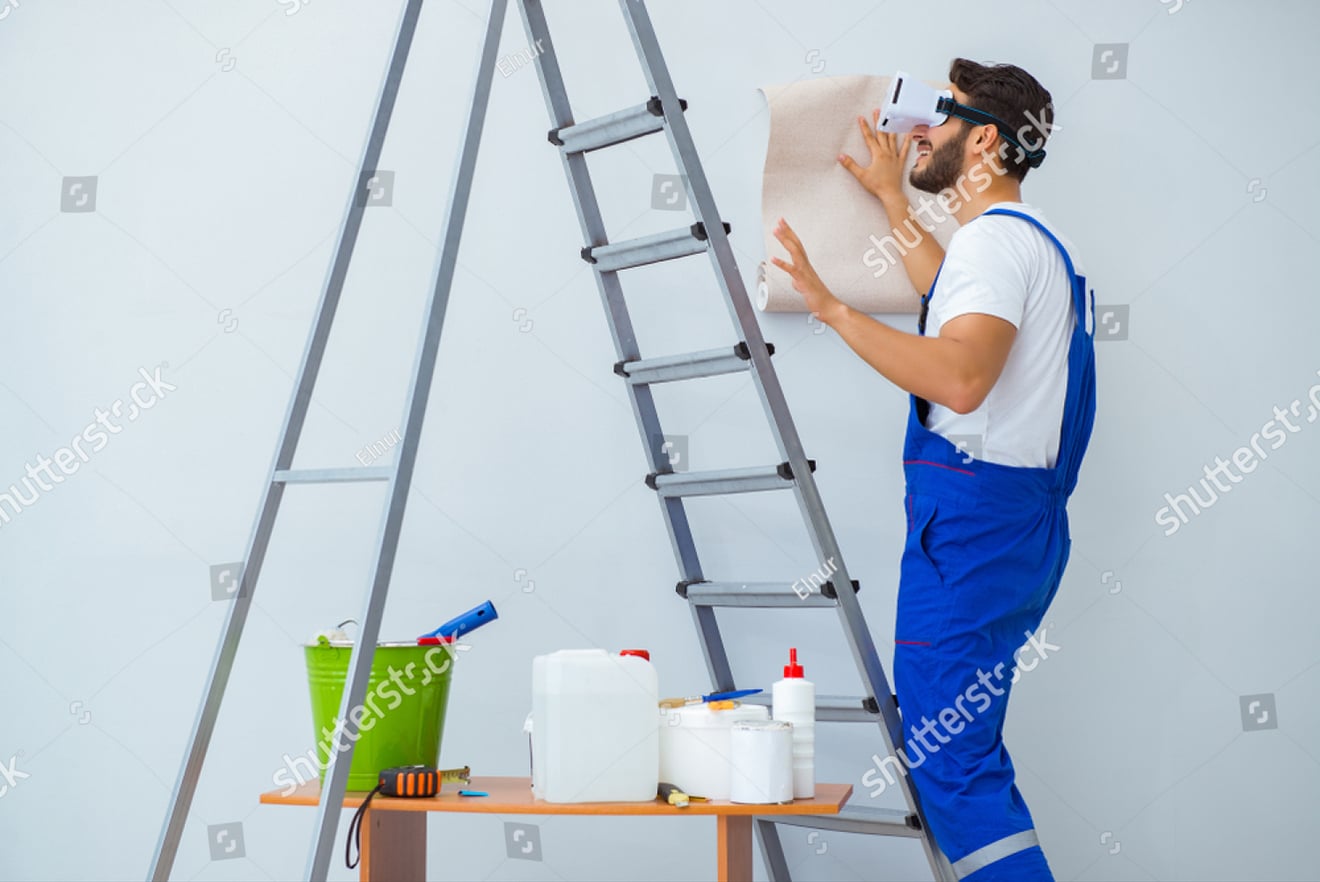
978 207 1079 280
979 207 1092 336
925 208 1088 336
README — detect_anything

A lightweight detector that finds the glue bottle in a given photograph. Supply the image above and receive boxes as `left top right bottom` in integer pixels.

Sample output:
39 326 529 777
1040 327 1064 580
772 647 815 798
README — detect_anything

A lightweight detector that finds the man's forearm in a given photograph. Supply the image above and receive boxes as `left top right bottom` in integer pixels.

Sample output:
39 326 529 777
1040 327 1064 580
878 192 946 297
824 301 978 413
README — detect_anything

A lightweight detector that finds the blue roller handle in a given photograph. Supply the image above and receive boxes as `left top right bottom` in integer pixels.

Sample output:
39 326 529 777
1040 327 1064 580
420 600 498 640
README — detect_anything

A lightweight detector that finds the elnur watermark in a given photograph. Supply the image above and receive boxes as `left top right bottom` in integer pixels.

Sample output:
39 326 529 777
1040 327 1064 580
497 39 544 77
792 556 838 600
355 428 400 466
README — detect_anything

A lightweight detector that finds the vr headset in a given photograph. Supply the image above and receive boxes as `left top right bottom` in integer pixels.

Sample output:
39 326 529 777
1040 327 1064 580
876 70 1048 169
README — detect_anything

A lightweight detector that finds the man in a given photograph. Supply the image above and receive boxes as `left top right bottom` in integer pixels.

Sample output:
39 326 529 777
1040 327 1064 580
771 58 1095 881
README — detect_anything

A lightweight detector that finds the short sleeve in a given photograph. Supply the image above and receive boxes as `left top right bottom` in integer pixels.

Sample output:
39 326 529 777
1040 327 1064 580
930 219 1031 330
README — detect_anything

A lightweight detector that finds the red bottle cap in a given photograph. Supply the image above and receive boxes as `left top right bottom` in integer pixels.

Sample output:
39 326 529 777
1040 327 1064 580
620 649 650 661
783 647 804 678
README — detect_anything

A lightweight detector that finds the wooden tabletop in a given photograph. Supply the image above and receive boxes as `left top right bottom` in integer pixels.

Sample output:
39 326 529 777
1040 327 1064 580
261 776 850 816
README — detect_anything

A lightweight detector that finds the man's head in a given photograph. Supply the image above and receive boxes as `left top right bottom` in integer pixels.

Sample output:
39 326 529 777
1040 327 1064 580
909 58 1054 193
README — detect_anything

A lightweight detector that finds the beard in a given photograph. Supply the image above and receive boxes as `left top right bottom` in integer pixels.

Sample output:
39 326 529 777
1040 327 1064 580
909 126 970 194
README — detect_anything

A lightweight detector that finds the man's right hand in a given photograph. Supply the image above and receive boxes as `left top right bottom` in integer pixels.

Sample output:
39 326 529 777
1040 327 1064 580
838 109 911 201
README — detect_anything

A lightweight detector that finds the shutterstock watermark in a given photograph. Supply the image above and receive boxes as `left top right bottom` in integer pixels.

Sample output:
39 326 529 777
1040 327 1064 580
272 643 458 795
862 108 1058 279
0 366 175 528
1155 371 1320 536
861 626 1060 796
0 754 28 798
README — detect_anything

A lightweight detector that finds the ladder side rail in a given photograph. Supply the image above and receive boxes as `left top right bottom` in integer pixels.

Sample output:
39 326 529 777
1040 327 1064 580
304 0 512 878
148 3 427 878
515 1 736 689
619 4 954 878
756 818 792 882
617 0 896 738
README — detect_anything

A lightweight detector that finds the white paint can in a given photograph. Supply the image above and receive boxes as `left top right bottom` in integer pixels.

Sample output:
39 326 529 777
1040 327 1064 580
729 719 795 804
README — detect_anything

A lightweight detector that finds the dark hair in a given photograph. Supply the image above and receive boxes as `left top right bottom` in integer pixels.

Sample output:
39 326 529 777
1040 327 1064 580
948 58 1054 181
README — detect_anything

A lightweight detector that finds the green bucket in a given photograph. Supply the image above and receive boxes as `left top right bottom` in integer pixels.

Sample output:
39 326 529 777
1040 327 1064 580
304 641 455 791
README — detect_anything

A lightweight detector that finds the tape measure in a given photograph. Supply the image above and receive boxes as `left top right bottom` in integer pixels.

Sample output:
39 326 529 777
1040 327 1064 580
380 765 439 798
346 765 470 867
378 764 470 796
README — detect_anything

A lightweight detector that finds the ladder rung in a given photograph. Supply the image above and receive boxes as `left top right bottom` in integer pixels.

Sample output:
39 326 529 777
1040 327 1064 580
676 578 858 608
766 804 925 838
614 341 774 385
549 95 687 154
273 467 392 485
582 221 730 273
645 460 814 498
739 692 880 723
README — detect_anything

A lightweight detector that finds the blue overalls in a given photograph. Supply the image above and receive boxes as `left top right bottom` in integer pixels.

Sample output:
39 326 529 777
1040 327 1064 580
894 208 1096 881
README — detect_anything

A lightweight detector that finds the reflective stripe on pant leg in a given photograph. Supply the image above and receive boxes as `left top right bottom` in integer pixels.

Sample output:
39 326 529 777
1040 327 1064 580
952 829 1040 879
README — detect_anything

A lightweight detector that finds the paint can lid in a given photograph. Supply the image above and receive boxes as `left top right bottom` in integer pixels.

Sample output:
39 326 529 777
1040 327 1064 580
732 719 792 731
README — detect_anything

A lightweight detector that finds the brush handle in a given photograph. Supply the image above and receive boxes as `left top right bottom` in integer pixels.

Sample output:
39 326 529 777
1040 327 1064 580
702 688 763 702
420 600 498 640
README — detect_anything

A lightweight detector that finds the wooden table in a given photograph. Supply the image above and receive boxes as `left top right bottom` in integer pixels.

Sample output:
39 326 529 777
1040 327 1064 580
262 776 850 881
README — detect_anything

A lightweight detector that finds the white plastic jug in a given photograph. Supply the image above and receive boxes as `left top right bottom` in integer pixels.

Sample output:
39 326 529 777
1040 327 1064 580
529 649 658 803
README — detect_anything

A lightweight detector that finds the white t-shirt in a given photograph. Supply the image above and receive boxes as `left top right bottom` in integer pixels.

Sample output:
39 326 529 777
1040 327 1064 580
924 202 1087 469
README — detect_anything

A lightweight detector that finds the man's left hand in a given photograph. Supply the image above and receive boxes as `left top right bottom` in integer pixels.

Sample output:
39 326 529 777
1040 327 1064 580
770 217 845 326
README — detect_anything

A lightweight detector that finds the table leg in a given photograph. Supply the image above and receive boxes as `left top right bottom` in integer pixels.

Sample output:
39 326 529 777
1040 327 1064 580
360 810 426 882
717 815 753 882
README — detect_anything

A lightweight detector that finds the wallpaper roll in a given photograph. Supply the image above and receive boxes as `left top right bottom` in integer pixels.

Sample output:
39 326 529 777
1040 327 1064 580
757 74 961 314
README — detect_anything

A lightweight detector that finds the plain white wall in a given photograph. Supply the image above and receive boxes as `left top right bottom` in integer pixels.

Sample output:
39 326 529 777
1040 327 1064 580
2 0 1317 879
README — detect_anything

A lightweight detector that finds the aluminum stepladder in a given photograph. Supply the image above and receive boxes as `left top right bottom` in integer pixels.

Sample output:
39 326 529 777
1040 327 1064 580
523 4 954 880
148 1 956 880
